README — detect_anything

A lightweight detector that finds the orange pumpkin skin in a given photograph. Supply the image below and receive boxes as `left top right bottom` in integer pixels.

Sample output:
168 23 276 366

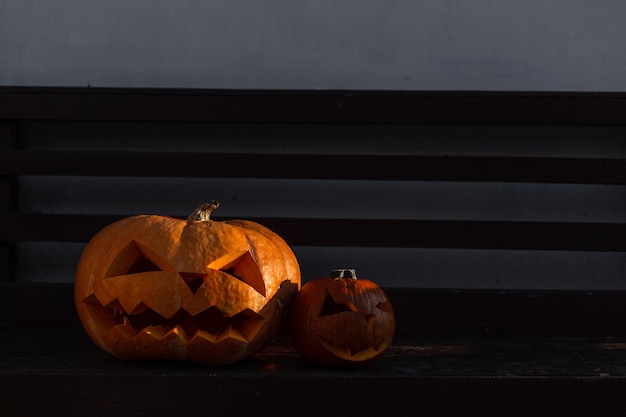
75 202 300 365
289 269 395 367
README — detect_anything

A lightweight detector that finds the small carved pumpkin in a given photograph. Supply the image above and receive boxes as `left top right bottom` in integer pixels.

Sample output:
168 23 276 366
74 201 300 365
289 268 395 366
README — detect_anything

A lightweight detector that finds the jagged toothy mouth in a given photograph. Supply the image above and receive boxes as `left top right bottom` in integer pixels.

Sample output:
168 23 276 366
319 336 392 361
103 302 265 344
83 270 269 345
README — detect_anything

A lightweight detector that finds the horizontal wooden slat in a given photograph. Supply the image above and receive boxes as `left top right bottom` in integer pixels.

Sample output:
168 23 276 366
2 150 625 184
1 213 624 251
3 87 626 124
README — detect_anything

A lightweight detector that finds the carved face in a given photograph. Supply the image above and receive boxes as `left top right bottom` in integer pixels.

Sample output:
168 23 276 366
289 269 395 367
74 203 300 365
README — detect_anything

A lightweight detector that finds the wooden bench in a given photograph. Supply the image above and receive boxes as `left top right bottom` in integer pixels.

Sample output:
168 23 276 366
1 87 626 416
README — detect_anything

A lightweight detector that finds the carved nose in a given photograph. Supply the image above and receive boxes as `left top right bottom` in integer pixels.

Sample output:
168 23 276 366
179 273 206 295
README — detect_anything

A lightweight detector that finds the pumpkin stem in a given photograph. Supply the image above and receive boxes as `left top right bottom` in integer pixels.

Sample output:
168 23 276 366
329 268 357 279
187 200 220 223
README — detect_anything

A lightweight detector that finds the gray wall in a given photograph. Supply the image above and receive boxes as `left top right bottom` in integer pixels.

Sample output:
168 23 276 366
2 0 626 91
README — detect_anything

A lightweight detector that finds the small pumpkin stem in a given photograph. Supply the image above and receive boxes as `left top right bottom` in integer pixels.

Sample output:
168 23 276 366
329 268 357 279
187 200 220 223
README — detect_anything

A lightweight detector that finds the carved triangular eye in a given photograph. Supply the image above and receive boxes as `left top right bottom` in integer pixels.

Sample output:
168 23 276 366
207 251 266 297
128 257 160 275
376 300 394 315
105 240 173 277
105 240 174 278
319 291 358 317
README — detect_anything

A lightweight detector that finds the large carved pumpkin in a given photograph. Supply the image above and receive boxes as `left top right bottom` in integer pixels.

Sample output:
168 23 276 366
289 268 395 366
75 201 300 365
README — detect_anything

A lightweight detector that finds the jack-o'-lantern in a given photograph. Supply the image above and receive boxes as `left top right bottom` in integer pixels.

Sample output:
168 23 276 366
289 268 395 366
75 201 300 365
